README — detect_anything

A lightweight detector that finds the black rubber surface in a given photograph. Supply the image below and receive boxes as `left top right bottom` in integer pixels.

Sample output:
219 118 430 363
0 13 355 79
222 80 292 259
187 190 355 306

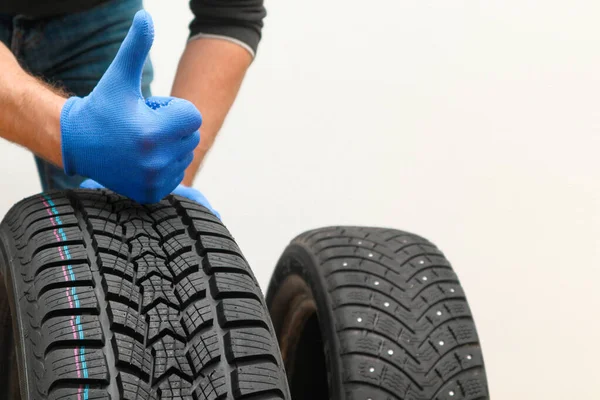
266 227 489 400
0 189 290 400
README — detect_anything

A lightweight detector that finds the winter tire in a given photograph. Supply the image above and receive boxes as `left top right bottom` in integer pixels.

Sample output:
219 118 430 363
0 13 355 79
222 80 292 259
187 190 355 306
266 227 489 400
0 189 291 400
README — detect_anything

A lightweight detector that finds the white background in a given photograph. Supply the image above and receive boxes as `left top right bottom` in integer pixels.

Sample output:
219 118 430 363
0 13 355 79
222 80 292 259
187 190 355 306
1 1 599 399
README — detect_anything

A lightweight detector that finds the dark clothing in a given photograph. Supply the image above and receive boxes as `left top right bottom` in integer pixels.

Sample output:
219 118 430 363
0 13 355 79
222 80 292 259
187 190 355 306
0 0 266 54
0 0 108 17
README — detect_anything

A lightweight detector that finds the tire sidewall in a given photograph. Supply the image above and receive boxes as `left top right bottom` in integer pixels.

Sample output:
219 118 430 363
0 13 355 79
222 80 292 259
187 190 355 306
0 227 30 399
267 242 345 400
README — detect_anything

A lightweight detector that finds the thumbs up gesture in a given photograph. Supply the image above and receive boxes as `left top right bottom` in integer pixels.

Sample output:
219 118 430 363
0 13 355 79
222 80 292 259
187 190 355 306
60 10 201 204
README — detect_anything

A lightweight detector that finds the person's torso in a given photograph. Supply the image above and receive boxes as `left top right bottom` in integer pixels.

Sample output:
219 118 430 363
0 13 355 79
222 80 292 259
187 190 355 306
0 0 109 17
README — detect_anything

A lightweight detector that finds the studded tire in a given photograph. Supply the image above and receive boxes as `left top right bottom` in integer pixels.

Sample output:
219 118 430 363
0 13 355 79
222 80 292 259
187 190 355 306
0 189 291 400
266 226 489 400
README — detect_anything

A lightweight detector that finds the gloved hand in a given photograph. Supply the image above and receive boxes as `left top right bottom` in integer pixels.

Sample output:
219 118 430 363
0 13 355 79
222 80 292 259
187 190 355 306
61 10 201 204
80 179 220 219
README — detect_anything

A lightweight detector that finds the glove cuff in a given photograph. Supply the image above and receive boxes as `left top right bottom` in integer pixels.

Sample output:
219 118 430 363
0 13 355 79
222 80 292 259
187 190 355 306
60 97 81 176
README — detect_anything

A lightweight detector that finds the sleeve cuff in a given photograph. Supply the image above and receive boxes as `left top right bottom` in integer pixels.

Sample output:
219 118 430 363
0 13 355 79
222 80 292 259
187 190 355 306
188 33 256 58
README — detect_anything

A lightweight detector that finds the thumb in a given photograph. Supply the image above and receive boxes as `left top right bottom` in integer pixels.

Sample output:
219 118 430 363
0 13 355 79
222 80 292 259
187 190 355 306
105 10 154 94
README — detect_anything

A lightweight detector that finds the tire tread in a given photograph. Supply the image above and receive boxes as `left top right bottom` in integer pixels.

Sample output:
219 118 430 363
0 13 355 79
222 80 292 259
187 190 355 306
285 226 489 400
0 190 290 399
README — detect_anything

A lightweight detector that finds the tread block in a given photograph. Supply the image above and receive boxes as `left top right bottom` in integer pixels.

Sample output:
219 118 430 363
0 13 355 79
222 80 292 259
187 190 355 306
41 315 104 351
170 250 200 281
419 299 471 327
49 388 110 400
141 275 179 312
232 362 285 399
192 367 227 400
322 258 389 278
96 234 129 259
27 244 89 279
180 206 222 225
46 347 109 385
129 235 165 260
218 298 268 329
17 213 78 247
147 303 186 343
198 235 242 256
8 195 71 231
434 369 488 400
163 233 194 255
104 273 140 309
98 251 134 281
335 305 410 341
149 205 178 219
338 330 414 371
107 301 146 342
119 372 158 400
412 269 460 299
157 374 192 398
22 230 84 262
187 327 221 374
182 298 214 337
136 253 171 282
341 354 413 397
88 216 121 237
113 332 152 380
224 327 277 363
32 264 94 301
192 219 231 237
175 271 207 306
119 210 155 228
82 204 116 222
457 372 488 399
30 224 81 244
151 335 193 382
210 273 259 299
330 287 412 321
153 205 179 223
395 245 445 267
155 216 185 238
203 253 251 275
19 206 74 236
312 237 353 250
343 383 395 400
38 286 98 322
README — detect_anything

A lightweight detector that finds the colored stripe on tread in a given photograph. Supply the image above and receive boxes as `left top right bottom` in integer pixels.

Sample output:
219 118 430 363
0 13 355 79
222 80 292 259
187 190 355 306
41 195 90 399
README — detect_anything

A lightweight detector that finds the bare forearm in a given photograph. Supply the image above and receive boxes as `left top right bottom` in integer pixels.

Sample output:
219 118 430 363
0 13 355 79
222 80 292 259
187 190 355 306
171 38 252 185
0 43 67 167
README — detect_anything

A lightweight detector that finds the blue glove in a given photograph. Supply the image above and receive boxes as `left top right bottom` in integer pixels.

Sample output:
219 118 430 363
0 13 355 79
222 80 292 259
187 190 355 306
80 179 221 219
171 184 221 220
60 10 201 204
